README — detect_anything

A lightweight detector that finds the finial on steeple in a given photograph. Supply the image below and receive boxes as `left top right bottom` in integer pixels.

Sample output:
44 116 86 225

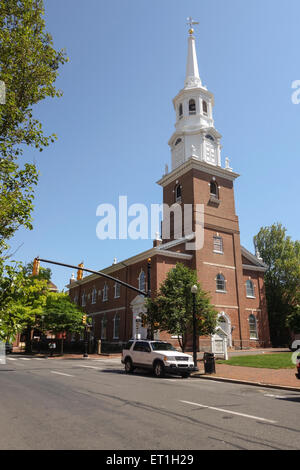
186 16 199 36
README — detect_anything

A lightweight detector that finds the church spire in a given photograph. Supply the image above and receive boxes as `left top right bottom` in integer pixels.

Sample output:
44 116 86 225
185 18 201 89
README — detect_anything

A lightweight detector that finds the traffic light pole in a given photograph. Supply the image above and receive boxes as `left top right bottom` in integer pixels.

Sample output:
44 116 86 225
35 257 150 297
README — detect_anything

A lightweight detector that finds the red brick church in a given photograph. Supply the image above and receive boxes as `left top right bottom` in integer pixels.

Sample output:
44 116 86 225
67 28 270 351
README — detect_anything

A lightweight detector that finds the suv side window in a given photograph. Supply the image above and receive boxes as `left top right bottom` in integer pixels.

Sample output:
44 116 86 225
133 341 151 352
124 340 134 350
133 342 142 351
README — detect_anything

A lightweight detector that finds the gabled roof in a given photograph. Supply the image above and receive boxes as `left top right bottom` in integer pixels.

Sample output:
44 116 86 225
241 246 268 272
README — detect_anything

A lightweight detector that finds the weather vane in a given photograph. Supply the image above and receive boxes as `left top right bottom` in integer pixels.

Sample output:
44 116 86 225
186 16 199 35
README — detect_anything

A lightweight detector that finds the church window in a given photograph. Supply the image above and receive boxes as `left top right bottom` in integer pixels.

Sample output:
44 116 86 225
189 99 196 115
91 287 97 304
213 236 223 254
175 138 182 146
203 100 208 115
175 184 182 202
139 271 146 292
101 315 107 340
114 282 121 298
103 283 108 301
249 314 258 339
206 134 214 141
179 103 183 118
113 314 120 339
210 181 218 198
246 280 255 298
216 274 226 292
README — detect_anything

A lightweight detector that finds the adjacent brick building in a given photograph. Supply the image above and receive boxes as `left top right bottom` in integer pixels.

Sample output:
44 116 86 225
67 29 270 351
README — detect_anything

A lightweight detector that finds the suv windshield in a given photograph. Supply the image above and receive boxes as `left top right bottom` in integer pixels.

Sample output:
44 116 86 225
151 342 177 351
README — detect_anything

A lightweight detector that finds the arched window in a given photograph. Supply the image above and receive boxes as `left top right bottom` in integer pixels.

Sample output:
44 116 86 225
178 103 183 118
216 274 226 292
189 99 196 115
114 282 120 298
174 138 182 146
101 315 107 340
175 184 182 202
210 181 218 198
205 134 214 141
139 271 145 292
113 314 120 339
103 283 108 301
203 100 208 115
91 287 97 304
249 314 258 339
246 280 255 298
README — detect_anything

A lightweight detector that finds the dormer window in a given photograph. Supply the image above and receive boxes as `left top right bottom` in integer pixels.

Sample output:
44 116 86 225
178 103 183 119
175 184 182 202
189 99 196 115
203 100 208 115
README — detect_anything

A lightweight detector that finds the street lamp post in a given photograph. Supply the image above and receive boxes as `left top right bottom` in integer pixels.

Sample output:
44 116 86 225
191 285 199 371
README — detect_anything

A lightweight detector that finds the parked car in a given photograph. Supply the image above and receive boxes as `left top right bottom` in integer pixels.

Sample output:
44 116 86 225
121 340 194 378
296 353 300 379
5 343 13 354
289 339 300 352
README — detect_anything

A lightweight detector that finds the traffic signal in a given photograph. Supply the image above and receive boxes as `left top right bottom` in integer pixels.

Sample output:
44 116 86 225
82 315 87 325
32 258 40 276
77 262 84 281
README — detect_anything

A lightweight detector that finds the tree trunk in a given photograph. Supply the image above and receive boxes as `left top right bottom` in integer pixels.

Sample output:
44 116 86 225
61 337 64 355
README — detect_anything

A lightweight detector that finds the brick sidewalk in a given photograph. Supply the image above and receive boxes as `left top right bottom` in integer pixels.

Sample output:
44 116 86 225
196 362 300 389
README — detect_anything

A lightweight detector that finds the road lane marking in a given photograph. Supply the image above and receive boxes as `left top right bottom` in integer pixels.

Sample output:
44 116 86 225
180 400 277 424
50 371 74 377
76 365 100 370
7 357 17 361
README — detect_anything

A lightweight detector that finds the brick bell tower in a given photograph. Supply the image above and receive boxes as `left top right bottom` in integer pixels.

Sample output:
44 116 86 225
157 24 251 349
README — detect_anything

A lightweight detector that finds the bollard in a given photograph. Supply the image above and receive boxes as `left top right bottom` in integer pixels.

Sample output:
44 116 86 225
97 339 102 355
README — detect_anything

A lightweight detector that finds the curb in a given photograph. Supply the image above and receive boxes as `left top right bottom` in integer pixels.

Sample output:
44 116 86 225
191 373 300 393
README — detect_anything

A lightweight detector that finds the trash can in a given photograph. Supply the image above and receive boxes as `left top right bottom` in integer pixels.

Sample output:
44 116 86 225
203 352 216 374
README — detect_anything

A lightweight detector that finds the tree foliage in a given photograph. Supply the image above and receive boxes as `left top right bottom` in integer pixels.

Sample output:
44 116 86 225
146 263 218 352
0 0 67 254
254 223 300 346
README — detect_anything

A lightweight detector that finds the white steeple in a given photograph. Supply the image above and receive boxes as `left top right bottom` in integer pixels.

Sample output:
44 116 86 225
185 32 202 89
168 23 224 171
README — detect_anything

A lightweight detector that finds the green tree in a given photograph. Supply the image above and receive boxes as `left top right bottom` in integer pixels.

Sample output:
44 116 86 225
146 263 218 352
0 259 48 344
254 223 300 346
0 0 68 254
42 292 84 355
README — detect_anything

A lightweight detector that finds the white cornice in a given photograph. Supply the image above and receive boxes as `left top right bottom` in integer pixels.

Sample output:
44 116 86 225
66 243 193 290
157 157 240 187
242 264 267 273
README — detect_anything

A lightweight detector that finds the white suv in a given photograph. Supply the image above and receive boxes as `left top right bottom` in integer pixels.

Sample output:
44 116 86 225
121 340 194 378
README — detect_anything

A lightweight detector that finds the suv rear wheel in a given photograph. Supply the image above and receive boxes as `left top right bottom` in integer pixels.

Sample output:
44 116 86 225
153 361 165 378
124 358 134 374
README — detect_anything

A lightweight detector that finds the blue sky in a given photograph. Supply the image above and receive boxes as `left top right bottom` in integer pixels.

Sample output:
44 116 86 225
10 0 300 290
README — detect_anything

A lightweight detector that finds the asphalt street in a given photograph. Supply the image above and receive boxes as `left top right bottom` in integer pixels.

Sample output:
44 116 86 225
0 355 300 450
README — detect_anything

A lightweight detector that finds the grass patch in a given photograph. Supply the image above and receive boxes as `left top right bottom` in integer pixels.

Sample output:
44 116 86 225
217 353 295 369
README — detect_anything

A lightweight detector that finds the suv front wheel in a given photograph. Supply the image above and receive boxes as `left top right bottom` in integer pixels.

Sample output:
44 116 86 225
153 361 165 378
